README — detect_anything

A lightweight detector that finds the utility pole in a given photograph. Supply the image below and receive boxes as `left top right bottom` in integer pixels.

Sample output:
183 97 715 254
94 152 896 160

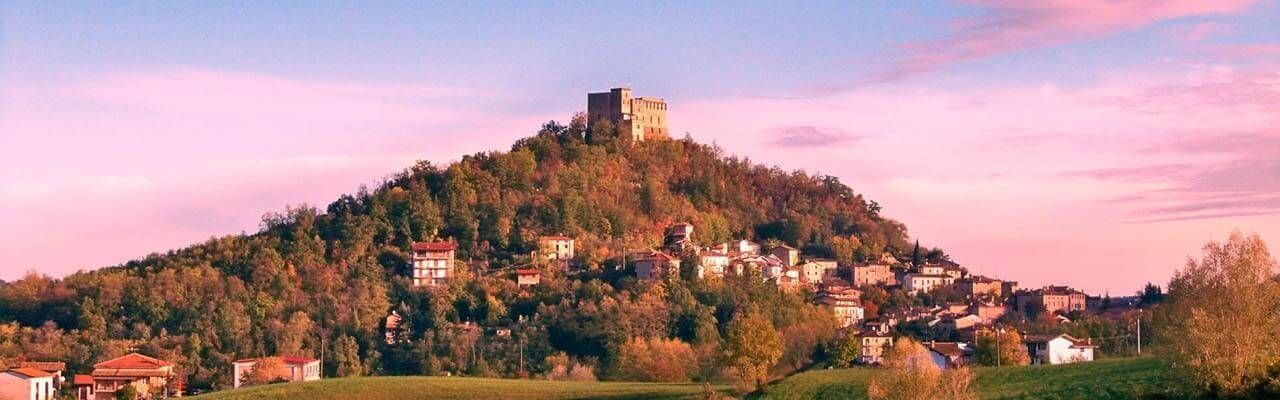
996 327 1002 367
1136 310 1142 355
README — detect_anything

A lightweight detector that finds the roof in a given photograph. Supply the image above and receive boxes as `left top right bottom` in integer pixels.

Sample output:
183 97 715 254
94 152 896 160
73 374 94 385
857 330 893 338
1023 333 1098 348
19 361 66 372
638 251 677 262
233 356 319 365
91 369 170 378
539 235 573 241
924 342 970 358
516 269 540 276
773 244 798 251
94 353 173 370
3 368 53 378
411 241 457 252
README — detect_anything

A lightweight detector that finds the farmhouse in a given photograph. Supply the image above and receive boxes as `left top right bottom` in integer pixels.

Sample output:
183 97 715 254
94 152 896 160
537 235 575 261
231 356 321 388
0 368 56 400
88 353 175 400
1024 334 1097 365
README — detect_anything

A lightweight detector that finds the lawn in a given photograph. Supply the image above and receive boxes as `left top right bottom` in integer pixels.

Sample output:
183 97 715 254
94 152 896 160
186 376 730 400
754 357 1172 400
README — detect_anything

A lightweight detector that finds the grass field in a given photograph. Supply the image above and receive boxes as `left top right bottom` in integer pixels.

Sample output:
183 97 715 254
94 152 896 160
754 357 1171 400
186 376 731 400
188 357 1169 400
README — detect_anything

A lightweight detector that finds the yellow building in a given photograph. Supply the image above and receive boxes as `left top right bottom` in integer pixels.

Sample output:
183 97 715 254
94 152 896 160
587 87 668 142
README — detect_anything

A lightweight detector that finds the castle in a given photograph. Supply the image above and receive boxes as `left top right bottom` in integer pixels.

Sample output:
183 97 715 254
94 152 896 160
587 87 668 142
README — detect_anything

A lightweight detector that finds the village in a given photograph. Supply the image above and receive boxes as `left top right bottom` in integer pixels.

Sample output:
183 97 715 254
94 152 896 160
2 218 1133 400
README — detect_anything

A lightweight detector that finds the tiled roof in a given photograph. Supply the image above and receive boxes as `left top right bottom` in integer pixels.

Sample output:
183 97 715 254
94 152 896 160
73 374 94 385
539 235 573 241
18 361 65 372
4 367 53 378
516 269 540 276
411 241 457 252
233 356 318 365
94 353 173 370
924 342 970 357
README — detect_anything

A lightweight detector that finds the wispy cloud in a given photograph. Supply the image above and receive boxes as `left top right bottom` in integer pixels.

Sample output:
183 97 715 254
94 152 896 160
764 126 861 147
868 0 1259 82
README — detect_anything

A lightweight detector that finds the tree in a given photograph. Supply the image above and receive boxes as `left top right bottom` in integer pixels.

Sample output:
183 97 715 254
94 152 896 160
331 334 365 377
1155 232 1279 395
723 310 782 390
1138 282 1164 307
114 384 138 400
613 337 697 382
241 357 290 386
867 338 976 400
971 329 1028 366
828 331 862 368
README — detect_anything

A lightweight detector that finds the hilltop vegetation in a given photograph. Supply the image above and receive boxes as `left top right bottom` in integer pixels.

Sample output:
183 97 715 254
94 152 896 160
0 118 911 391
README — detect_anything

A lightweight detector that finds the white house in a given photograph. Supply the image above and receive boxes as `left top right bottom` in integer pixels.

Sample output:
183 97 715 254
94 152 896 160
904 273 955 294
232 356 322 388
0 368 57 400
1024 334 1097 365
696 250 730 279
923 342 972 369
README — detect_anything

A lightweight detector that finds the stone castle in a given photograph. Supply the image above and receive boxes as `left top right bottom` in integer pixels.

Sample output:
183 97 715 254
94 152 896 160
587 87 668 142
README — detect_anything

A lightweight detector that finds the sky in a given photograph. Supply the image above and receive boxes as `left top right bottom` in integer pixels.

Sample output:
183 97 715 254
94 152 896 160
2 1 1278 294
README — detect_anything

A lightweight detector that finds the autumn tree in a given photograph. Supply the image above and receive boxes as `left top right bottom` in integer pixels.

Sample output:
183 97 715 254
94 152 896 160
613 337 697 382
1155 232 1280 395
867 337 977 400
828 331 862 368
241 357 290 386
723 310 782 390
971 329 1029 366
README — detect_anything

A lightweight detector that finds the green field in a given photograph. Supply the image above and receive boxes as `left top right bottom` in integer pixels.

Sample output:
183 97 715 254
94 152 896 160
755 357 1171 400
188 357 1168 400
187 376 730 400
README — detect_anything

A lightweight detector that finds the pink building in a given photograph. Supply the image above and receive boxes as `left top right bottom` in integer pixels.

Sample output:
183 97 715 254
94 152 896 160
231 356 321 388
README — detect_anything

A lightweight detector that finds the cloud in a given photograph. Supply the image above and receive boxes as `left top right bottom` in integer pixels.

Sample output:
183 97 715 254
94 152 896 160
869 0 1259 82
764 126 861 147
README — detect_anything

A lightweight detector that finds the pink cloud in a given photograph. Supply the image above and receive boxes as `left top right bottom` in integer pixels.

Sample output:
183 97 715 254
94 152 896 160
672 61 1280 293
872 0 1259 82
0 69 554 279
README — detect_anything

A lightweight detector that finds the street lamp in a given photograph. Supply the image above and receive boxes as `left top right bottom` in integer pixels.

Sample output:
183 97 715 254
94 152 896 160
996 326 1005 367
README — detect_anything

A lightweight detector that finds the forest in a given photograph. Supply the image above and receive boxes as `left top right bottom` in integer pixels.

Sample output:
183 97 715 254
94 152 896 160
0 116 913 391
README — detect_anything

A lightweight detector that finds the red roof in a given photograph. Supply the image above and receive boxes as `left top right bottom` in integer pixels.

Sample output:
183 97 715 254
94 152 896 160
412 241 457 252
94 353 173 370
539 235 573 241
516 269 540 276
4 368 52 378
73 374 94 385
232 356 318 365
19 361 65 372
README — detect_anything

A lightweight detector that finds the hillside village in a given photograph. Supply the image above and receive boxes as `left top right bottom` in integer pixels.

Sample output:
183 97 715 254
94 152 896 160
0 88 1155 400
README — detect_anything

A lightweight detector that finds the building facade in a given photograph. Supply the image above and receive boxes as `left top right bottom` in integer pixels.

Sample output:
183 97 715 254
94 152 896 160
0 368 56 400
538 236 575 260
587 87 668 142
410 241 457 287
851 263 895 286
232 356 321 388
1014 286 1088 316
87 353 174 400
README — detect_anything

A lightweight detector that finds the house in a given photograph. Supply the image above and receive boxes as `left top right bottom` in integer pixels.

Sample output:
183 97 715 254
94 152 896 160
17 362 64 390
731 240 761 256
232 356 321 388
817 290 865 328
938 314 983 331
538 236 575 260
515 269 541 287
954 275 1003 297
410 241 457 287
904 273 955 294
0 368 56 400
384 311 404 344
797 260 838 284
770 245 799 267
858 331 894 365
696 250 730 279
851 263 895 286
1024 334 1097 365
635 251 681 281
968 302 1008 324
1001 281 1020 295
942 264 967 280
73 375 94 400
1013 286 1087 316
923 342 972 369
89 353 175 400
665 223 694 250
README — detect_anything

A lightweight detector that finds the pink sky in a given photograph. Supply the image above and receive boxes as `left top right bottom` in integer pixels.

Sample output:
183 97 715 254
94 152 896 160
2 1 1278 294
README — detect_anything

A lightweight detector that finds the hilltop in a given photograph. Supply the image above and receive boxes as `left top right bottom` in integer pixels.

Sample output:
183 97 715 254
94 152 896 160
0 119 914 392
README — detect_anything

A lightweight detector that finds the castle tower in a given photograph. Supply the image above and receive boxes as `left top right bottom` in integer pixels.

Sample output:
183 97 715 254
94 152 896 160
587 87 668 142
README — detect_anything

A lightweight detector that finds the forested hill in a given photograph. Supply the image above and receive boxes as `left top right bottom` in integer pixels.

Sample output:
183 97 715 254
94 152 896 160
0 118 911 390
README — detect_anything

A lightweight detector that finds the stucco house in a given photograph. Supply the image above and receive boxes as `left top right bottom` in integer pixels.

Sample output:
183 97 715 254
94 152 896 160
88 353 175 400
231 356 321 388
635 251 681 281
923 342 972 369
0 368 56 400
1024 334 1097 365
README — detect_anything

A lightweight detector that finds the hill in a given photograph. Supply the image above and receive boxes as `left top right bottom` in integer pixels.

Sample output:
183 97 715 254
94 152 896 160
187 376 729 400
754 357 1172 400
0 121 917 391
